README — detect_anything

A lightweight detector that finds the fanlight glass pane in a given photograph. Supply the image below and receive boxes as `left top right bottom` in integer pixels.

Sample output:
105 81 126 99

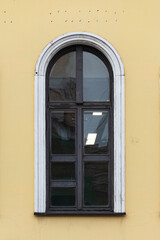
51 111 75 154
84 162 108 206
84 111 109 154
49 52 76 101
83 52 110 101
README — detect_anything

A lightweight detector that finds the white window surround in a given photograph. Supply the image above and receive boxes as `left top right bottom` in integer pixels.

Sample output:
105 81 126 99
34 32 125 214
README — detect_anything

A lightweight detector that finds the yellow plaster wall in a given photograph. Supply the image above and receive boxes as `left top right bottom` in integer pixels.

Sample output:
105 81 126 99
0 0 160 239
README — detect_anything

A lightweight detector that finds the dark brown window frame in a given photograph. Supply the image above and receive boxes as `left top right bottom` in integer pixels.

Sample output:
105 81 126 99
45 45 114 215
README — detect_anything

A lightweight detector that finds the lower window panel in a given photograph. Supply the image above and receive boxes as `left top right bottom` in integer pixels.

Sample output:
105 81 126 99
50 188 75 206
84 162 109 206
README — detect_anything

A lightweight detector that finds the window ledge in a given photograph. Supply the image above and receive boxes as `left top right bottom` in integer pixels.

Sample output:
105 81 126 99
34 211 126 216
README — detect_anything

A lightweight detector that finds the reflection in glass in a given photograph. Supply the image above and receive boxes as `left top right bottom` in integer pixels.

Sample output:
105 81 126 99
84 111 109 154
51 163 75 180
84 163 108 206
83 52 110 101
51 111 75 154
49 52 76 101
51 188 75 206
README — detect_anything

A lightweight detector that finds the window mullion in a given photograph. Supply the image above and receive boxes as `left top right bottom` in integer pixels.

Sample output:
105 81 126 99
76 46 83 103
77 107 83 209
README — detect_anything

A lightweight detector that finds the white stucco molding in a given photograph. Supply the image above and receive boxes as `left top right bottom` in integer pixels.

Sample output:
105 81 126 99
35 32 125 213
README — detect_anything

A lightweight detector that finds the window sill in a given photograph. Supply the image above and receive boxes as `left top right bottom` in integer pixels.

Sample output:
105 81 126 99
34 211 126 216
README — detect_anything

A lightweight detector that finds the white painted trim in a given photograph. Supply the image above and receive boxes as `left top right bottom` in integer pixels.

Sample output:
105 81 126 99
34 32 125 213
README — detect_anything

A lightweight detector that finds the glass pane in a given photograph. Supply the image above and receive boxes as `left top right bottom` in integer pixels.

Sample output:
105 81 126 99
51 111 75 154
83 51 110 101
84 111 109 154
84 163 108 206
51 188 75 206
51 163 75 180
49 51 76 101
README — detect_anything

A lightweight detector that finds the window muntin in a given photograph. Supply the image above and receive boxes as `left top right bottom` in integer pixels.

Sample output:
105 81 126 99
46 45 114 213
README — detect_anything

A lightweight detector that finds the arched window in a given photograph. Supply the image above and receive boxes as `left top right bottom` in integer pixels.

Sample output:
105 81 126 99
35 32 125 215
